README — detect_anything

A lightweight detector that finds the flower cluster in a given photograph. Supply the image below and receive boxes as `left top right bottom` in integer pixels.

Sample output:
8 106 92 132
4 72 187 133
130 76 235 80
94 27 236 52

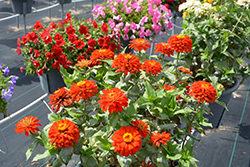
161 0 186 13
0 61 18 118
15 37 222 167
16 13 121 76
179 0 250 88
92 0 173 40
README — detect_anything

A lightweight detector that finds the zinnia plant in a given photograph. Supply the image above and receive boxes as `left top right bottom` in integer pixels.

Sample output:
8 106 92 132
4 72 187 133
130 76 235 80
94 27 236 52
0 61 18 118
92 0 173 41
15 37 225 167
16 13 121 76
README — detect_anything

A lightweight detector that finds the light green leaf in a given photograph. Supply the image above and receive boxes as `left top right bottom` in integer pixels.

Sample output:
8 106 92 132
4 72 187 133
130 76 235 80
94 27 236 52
26 139 41 161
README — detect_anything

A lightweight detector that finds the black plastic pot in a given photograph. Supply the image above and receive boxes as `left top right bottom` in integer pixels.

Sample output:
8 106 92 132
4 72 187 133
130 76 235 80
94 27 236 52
57 0 72 4
205 78 240 129
120 38 132 53
39 69 66 94
10 0 33 14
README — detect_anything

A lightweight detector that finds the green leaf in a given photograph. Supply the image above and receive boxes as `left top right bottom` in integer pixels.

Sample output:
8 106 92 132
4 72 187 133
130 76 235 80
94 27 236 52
48 113 61 122
158 124 176 131
173 109 186 115
26 139 41 161
32 150 52 162
108 113 119 128
96 136 112 151
215 99 228 111
80 155 97 167
117 154 132 167
60 147 73 164
145 81 155 99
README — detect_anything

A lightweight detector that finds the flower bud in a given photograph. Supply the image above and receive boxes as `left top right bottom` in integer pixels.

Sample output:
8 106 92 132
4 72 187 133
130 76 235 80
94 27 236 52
217 84 224 91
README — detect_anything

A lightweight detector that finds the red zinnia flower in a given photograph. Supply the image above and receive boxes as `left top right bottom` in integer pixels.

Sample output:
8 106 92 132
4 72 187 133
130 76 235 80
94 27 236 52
15 116 41 136
179 67 193 75
48 87 73 113
112 53 142 75
69 79 98 102
149 132 171 146
162 84 177 91
189 80 217 103
90 49 114 65
131 120 150 138
154 42 174 57
111 126 142 156
98 88 128 114
74 39 85 49
101 22 109 33
142 59 162 75
129 38 151 52
167 34 193 54
79 25 89 35
48 119 80 149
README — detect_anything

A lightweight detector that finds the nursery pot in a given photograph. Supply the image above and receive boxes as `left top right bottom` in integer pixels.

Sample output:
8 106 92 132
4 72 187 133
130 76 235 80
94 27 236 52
120 38 132 53
205 78 240 129
9 0 33 14
57 0 72 4
39 69 66 94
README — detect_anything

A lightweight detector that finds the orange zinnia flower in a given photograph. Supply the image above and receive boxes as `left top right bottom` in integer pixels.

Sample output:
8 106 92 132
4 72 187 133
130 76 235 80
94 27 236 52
69 79 98 102
111 126 142 156
48 87 73 113
189 80 217 103
90 49 114 65
48 119 80 149
142 59 163 75
98 88 128 114
179 67 193 75
154 42 174 57
129 38 151 52
75 59 92 68
131 120 149 138
167 34 192 54
112 53 142 75
140 159 156 167
149 132 171 146
15 116 41 136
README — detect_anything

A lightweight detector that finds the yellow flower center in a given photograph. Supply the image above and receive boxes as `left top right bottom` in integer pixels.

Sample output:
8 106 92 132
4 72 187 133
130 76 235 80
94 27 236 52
208 0 212 3
177 35 185 39
58 123 67 131
77 80 86 86
123 133 133 143
201 84 209 89
99 49 106 52
149 61 156 66
125 54 132 59
213 6 216 10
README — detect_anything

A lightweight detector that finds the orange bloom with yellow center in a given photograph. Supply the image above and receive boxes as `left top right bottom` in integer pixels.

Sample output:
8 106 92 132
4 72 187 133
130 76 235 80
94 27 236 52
69 79 98 102
189 80 217 103
75 59 92 68
98 88 128 114
142 59 163 75
112 53 142 75
154 42 174 57
15 116 41 136
167 34 193 54
128 38 151 52
149 132 171 146
111 126 142 156
48 119 80 149
179 67 193 75
48 87 73 113
131 120 149 138
90 49 114 65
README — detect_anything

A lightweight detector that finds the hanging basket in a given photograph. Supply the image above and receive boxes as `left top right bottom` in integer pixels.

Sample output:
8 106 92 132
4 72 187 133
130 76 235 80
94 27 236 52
9 0 33 15
39 69 66 94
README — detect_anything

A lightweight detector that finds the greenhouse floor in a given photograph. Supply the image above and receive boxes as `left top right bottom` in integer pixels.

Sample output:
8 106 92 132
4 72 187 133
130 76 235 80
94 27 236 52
0 0 249 167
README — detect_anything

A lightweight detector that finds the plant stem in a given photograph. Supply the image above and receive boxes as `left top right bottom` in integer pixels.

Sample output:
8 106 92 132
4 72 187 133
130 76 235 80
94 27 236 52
176 52 180 79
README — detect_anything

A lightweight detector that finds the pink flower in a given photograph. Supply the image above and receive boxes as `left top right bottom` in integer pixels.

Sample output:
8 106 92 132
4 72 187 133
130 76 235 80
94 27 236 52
148 0 162 5
123 34 129 40
116 22 124 28
145 29 152 37
113 15 122 21
139 16 149 26
130 35 136 39
126 7 133 14
139 28 145 38
152 23 162 34
132 3 142 12
160 5 168 12
110 6 117 13
123 26 130 34
108 20 116 28
130 22 138 33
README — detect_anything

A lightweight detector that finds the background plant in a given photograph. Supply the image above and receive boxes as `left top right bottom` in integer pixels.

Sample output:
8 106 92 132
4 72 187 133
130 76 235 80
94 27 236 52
178 0 250 89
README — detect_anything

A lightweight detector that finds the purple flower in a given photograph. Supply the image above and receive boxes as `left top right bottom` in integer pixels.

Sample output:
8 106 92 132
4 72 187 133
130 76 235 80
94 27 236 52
123 26 130 34
10 76 19 86
130 35 136 39
4 67 9 76
2 85 14 101
139 16 149 26
108 20 116 28
145 29 152 37
0 62 2 70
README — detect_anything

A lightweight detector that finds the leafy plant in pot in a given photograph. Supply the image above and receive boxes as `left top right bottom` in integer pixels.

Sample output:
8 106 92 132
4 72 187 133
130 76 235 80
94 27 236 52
176 0 250 127
14 38 223 167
